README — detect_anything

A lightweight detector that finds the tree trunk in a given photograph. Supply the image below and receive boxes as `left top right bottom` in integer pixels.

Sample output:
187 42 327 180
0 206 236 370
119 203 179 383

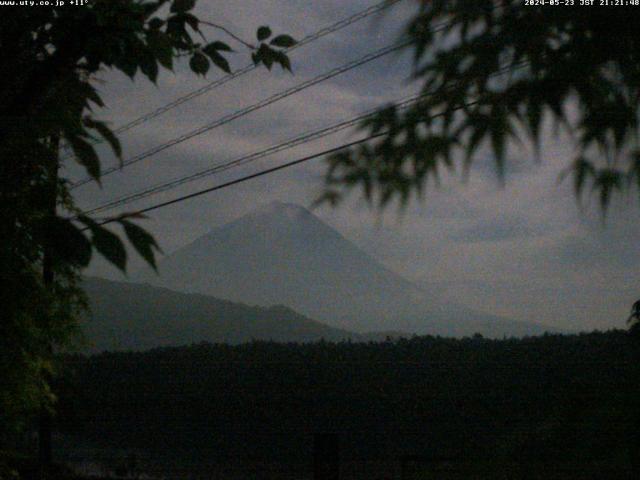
38 135 59 477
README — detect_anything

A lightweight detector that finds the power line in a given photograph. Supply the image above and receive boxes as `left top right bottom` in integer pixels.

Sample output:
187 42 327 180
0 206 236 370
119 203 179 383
83 92 517 228
80 57 529 226
59 0 405 160
69 35 415 189
81 60 527 216
80 93 425 216
77 132 387 231
88 133 387 228
71 2 508 190
111 0 404 134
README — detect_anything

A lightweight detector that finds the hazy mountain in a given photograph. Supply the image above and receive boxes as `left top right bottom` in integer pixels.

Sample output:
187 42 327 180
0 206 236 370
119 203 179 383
133 202 555 337
80 277 359 352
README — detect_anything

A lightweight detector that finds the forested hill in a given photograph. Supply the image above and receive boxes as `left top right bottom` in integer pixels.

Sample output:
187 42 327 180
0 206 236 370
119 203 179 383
57 331 639 478
80 277 360 351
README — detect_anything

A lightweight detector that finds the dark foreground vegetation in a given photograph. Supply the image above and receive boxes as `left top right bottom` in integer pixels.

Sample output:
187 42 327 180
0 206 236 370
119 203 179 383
17 331 640 479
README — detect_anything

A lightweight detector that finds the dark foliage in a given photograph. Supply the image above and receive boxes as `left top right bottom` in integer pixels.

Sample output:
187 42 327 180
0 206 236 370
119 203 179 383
0 0 295 437
320 0 640 213
55 331 640 478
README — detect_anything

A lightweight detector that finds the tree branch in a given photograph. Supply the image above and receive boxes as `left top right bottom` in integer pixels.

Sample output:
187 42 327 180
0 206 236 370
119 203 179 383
198 21 255 50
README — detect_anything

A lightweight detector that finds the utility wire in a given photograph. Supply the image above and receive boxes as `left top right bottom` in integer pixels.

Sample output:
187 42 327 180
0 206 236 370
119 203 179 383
69 35 416 189
60 0 404 160
81 59 529 226
77 133 386 230
84 90 521 229
69 1 508 189
87 134 386 228
80 94 424 216
81 60 527 216
111 0 405 134
71 2 506 189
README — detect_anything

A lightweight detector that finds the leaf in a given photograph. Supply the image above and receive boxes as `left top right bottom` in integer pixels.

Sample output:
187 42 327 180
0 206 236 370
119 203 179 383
253 44 274 70
83 117 122 160
312 190 342 208
571 157 595 198
147 31 174 70
78 216 127 271
463 118 488 177
148 18 165 30
114 55 138 78
491 126 506 181
170 0 196 13
166 15 185 39
203 42 232 73
280 54 291 72
593 168 623 213
204 49 230 73
139 49 159 83
627 150 640 192
270 34 296 48
489 104 510 183
273 50 292 72
526 100 542 155
79 82 104 108
257 26 272 41
45 217 92 268
119 219 162 271
69 136 101 183
94 228 127 272
203 40 232 53
262 54 274 70
189 52 210 75
183 13 199 31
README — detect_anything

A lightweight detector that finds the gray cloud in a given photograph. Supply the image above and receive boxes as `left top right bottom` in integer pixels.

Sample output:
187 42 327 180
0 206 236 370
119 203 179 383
74 0 640 332
449 215 541 243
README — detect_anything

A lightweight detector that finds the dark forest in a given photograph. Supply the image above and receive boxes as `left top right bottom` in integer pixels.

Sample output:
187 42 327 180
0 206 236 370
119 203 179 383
45 331 639 479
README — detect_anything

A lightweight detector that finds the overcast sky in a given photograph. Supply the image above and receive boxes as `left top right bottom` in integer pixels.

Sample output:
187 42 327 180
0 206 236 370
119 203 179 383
73 0 640 332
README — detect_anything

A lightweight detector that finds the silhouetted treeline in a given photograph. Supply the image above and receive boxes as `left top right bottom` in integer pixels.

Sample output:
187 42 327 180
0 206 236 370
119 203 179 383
55 331 640 478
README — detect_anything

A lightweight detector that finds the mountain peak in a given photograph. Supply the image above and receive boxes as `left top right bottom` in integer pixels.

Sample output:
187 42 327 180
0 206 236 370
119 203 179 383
254 201 312 219
133 200 551 337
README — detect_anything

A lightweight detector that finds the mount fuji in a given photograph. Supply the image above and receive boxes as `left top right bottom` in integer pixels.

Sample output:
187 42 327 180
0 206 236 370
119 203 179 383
133 201 553 338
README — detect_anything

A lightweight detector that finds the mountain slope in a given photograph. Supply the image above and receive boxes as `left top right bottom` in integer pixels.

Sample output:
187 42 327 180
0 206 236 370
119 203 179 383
135 202 427 332
80 277 358 352
134 202 554 337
